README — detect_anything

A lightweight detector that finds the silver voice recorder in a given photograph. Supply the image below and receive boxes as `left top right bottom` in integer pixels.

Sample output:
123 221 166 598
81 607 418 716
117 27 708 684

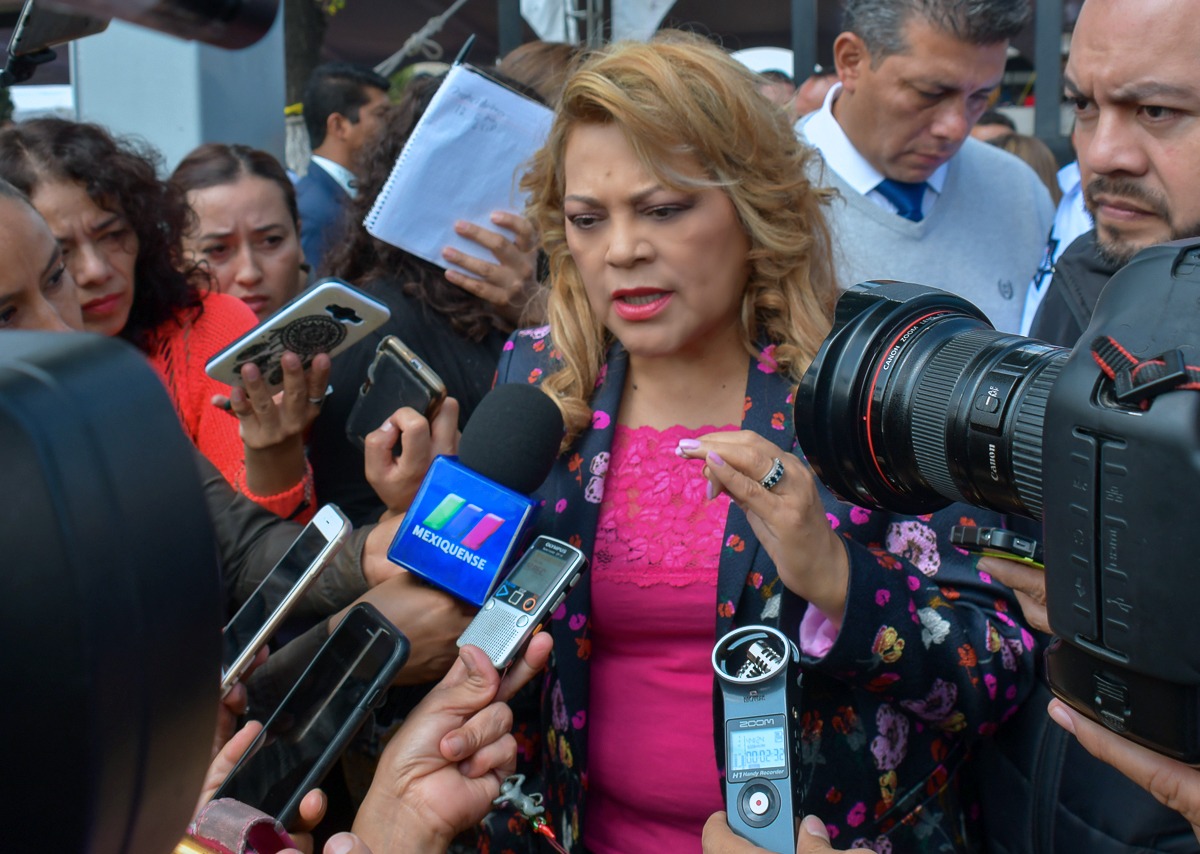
457 535 587 668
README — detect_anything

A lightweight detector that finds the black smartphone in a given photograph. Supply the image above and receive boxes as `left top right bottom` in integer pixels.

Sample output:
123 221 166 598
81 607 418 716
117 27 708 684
221 504 351 697
213 602 410 828
950 525 1044 567
345 335 448 452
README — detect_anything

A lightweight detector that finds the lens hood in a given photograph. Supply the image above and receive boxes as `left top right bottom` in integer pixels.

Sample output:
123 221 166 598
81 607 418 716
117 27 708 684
796 281 990 514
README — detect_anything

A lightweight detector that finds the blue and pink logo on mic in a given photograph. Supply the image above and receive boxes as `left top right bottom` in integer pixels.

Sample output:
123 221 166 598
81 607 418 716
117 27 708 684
421 495 506 550
387 456 540 606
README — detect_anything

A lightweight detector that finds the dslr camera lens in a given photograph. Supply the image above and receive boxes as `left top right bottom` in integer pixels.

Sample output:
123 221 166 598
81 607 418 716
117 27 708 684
796 281 1068 519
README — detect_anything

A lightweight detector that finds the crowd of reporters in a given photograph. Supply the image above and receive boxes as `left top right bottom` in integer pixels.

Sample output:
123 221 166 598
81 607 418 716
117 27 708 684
4 0 1200 851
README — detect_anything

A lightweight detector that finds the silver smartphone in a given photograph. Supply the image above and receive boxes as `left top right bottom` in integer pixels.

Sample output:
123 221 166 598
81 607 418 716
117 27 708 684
457 535 587 668
221 504 351 697
7 0 109 57
205 279 390 392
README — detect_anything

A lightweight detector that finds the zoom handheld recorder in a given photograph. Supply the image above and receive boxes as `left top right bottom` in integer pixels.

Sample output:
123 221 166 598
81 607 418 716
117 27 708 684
713 625 802 853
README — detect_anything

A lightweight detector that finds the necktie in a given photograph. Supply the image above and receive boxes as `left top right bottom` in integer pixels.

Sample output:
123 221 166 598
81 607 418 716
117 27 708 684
875 178 927 222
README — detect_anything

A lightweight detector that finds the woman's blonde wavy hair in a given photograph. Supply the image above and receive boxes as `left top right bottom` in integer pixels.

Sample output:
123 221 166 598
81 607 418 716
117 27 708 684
522 30 839 447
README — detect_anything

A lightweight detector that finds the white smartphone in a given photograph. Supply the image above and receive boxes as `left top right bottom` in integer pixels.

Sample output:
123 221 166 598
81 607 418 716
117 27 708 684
7 0 109 58
221 504 352 697
205 279 391 391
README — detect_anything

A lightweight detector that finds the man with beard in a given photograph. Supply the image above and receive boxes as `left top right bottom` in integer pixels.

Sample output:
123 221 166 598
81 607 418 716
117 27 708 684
980 1 1200 851
1028 0 1200 347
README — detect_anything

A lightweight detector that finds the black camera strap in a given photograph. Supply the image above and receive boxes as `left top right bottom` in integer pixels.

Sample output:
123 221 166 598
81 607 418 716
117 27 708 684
1091 335 1200 409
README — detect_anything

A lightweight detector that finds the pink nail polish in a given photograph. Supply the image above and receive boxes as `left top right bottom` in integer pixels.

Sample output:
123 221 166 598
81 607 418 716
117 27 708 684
707 451 725 467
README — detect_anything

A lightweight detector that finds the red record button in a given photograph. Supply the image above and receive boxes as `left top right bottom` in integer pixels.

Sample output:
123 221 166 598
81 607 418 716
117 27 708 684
737 779 781 828
748 790 771 816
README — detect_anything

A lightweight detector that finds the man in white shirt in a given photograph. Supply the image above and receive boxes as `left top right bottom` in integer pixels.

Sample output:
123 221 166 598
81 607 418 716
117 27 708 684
1018 158 1090 335
296 62 391 273
797 0 1053 332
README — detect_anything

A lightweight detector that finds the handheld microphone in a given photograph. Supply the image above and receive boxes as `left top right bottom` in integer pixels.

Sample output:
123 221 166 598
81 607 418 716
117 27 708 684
713 625 802 854
386 382 563 605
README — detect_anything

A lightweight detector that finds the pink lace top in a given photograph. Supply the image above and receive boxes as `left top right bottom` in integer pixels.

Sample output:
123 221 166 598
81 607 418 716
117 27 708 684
584 422 735 854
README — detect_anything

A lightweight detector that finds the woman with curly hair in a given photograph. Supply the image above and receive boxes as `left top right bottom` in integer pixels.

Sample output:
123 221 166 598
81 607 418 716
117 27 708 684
0 119 323 520
478 32 1035 853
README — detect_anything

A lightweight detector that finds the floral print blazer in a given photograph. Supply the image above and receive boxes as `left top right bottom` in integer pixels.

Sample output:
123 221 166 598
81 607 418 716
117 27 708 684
479 328 1035 854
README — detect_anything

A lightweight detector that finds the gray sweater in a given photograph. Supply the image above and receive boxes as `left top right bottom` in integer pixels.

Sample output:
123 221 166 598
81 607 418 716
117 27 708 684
806 137 1054 333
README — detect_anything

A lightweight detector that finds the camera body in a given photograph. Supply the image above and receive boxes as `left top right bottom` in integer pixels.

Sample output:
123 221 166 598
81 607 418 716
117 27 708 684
1040 241 1200 759
796 239 1200 761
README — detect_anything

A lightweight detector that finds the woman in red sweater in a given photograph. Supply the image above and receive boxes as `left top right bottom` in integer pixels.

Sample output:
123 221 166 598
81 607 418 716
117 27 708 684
0 119 322 520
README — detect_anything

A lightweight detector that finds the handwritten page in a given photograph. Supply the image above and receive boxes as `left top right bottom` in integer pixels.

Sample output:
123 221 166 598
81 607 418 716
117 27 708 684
364 64 554 272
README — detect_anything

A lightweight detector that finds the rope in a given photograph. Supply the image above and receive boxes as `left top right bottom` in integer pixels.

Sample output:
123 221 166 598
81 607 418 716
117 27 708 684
374 0 472 78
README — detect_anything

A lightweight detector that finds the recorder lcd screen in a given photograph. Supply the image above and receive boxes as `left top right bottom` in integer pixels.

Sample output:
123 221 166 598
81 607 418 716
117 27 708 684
728 726 787 773
493 548 568 611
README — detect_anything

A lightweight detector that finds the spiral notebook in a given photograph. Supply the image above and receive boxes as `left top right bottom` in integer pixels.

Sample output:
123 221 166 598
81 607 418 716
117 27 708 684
364 63 554 272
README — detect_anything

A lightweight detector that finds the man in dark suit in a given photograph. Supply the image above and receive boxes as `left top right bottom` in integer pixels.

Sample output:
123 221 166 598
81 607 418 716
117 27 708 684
296 62 390 274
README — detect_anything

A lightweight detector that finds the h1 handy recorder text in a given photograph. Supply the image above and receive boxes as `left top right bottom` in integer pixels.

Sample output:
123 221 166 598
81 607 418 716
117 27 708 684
457 536 587 668
713 625 802 854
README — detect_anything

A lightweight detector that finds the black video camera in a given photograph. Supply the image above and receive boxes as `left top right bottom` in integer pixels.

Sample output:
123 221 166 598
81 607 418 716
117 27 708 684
795 238 1200 762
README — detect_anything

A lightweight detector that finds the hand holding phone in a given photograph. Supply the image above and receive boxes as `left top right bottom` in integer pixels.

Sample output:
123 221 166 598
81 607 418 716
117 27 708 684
214 602 410 829
363 396 461 518
222 504 351 697
346 335 448 452
216 348 331 429
335 571 473 685
352 635 555 852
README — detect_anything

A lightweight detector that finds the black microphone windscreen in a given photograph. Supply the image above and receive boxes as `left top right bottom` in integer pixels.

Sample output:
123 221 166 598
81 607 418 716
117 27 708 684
459 382 564 494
